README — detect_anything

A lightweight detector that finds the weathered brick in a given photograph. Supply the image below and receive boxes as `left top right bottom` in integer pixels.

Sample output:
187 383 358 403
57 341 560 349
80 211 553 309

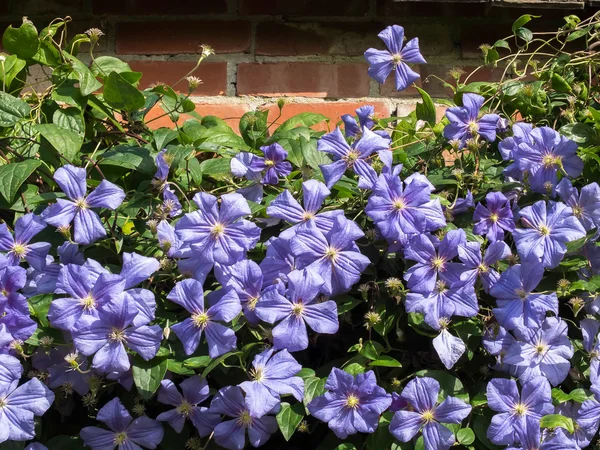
256 22 384 56
377 0 488 18
419 64 505 97
128 61 227 95
239 0 369 16
379 67 422 98
12 0 83 16
237 62 370 98
116 21 251 55
460 23 512 58
92 0 227 15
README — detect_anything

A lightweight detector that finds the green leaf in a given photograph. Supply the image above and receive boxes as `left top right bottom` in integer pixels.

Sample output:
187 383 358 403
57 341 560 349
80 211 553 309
0 92 31 127
551 73 571 93
104 72 146 112
35 123 83 162
457 428 475 445
559 123 597 146
64 53 102 96
512 14 539 33
198 126 248 151
516 28 533 43
132 357 168 401
369 356 402 368
201 352 237 377
0 160 41 202
344 362 366 375
415 87 436 125
276 402 305 441
304 376 326 407
166 360 195 376
297 368 316 379
199 157 231 180
239 109 269 148
98 146 156 175
358 340 384 360
183 356 212 368
2 21 40 59
566 27 589 42
540 414 575 434
333 445 357 450
277 112 328 132
28 294 53 327
46 435 85 450
92 56 133 78
493 39 511 50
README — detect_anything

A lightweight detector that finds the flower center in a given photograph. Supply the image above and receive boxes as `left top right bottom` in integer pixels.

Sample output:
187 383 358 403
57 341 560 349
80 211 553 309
538 225 551 236
79 294 96 311
542 153 561 168
421 410 435 423
265 160 275 167
0 289 8 297
572 205 584 218
0 396 6 409
108 327 126 343
177 400 194 417
392 54 403 65
515 288 527 300
191 311 210 329
11 243 27 257
250 367 264 382
513 403 528 416
478 263 489 273
325 246 339 262
431 257 445 270
114 432 127 445
345 394 360 409
535 341 547 355
75 198 88 210
468 121 479 134
64 352 80 369
247 296 259 311
393 198 407 210
302 211 315 221
292 302 304 317
489 213 499 223
344 150 361 166
434 280 448 294
210 223 225 239
237 410 253 428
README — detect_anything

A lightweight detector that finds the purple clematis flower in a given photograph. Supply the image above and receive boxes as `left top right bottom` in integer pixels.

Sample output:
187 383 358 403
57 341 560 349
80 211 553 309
80 397 164 450
254 269 338 352
0 213 50 271
167 279 241 357
473 192 515 242
239 348 304 417
0 354 55 443
0 265 29 316
556 400 600 449
46 348 91 396
290 216 370 296
507 418 578 450
252 143 292 185
259 236 296 286
513 200 586 269
73 297 162 373
432 328 467 369
486 377 553 445
156 376 220 436
366 173 446 245
404 230 466 294
342 105 376 138
156 220 187 258
42 165 125 245
308 368 391 439
490 262 558 331
210 385 279 450
267 180 344 239
317 127 390 189
556 178 600 231
389 377 471 450
517 127 583 195
453 241 511 293
483 324 520 375
503 317 574 386
175 192 261 266
445 190 474 217
443 93 501 148
364 25 426 91
153 149 183 218
581 318 600 387
498 122 534 180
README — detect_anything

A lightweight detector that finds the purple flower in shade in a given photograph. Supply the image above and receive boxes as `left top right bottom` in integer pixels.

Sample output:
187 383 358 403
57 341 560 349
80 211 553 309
73 297 162 373
445 190 474 217
80 398 164 450
41 165 125 245
254 269 338 352
156 220 187 258
259 236 296 286
517 127 583 195
365 173 446 246
443 93 501 148
556 178 600 231
473 192 515 242
162 186 183 218
153 149 182 217
154 149 170 181
556 401 600 448
317 127 390 189
390 392 409 412
253 143 292 185
513 200 586 269
166 279 241 357
508 419 578 450
216 260 282 326
156 376 220 436
25 444 48 450
404 230 466 294
0 354 54 443
239 348 304 417
0 213 50 271
210 385 278 450
364 25 426 91
342 105 376 137
504 317 574 386
47 264 125 331
308 368 391 439
498 122 534 180
483 324 520 375
453 241 511 293
486 377 553 445
0 265 29 316
581 319 600 390
389 377 471 450
267 180 344 239
46 349 91 396
290 216 370 296
490 263 558 331
175 192 261 266
405 280 478 331
231 152 265 203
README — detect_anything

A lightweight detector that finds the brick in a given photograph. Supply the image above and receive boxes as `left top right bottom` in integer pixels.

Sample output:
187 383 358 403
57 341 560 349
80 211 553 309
145 103 250 130
240 0 368 16
116 21 251 55
376 0 488 17
237 63 370 98
460 23 511 58
12 0 83 16
92 0 227 15
419 64 505 97
0 0 9 14
256 22 384 56
128 61 227 95
380 67 422 98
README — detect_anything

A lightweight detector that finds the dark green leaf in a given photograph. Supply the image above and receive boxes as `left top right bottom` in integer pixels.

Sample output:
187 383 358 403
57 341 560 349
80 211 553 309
0 92 31 127
28 294 53 327
132 357 168 401
166 360 195 376
369 356 402 368
457 428 475 445
99 146 156 175
46 435 85 450
276 402 305 441
2 22 39 59
0 160 42 202
551 73 571 93
64 53 102 96
92 56 133 78
493 39 511 50
183 355 212 368
277 112 328 132
358 340 384 360
304 376 326 407
415 87 436 125
344 362 366 375
35 123 83 162
516 27 533 43
512 15 538 33
566 27 589 42
200 157 231 180
104 72 146 112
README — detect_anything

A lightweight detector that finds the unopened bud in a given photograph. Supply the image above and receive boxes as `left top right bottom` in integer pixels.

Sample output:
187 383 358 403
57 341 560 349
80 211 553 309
185 76 203 92
85 28 105 45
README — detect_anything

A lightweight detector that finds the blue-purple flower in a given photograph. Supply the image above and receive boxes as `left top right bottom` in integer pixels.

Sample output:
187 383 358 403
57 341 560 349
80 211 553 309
556 178 600 231
0 213 50 270
156 376 220 435
153 149 182 217
473 192 515 242
443 93 500 148
498 122 533 180
254 269 338 352
259 236 296 286
42 165 125 244
364 25 426 91
389 377 471 450
454 241 511 293
80 397 164 450
308 368 391 439
556 400 600 448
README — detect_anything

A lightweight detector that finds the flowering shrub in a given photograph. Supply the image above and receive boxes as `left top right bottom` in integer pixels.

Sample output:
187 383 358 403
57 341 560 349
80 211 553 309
0 11 600 450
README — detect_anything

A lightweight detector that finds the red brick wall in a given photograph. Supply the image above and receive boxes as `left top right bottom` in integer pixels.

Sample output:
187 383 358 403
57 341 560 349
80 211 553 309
2 0 596 127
